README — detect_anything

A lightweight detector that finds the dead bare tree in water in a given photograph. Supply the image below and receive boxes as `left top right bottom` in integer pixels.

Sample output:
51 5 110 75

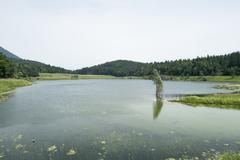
152 69 163 98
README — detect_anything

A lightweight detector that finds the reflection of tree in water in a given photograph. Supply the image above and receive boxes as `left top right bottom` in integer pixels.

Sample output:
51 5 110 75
153 98 163 119
152 69 163 119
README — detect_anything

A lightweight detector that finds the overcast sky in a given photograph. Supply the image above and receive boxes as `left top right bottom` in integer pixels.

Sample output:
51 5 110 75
1 0 240 69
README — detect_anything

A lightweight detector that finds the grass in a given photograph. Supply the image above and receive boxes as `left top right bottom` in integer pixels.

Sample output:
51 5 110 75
0 79 32 101
163 76 240 83
173 94 240 109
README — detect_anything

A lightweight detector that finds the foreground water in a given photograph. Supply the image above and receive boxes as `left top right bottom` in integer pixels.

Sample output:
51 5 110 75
0 80 239 160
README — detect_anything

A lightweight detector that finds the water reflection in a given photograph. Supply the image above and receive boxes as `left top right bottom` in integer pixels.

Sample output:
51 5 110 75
153 98 163 119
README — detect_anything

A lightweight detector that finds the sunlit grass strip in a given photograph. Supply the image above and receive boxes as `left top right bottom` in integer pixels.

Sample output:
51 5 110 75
173 94 240 109
36 73 145 80
37 73 117 80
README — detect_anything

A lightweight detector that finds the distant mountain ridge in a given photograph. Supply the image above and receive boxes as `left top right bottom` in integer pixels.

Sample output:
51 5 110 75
0 46 70 77
1 46 239 78
0 46 21 59
74 60 152 77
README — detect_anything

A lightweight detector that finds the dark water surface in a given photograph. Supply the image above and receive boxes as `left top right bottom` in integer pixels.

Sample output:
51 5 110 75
0 80 239 160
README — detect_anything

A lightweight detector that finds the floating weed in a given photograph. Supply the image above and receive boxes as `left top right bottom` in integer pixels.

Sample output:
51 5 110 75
23 150 29 154
15 144 25 150
101 147 106 150
235 140 240 145
138 132 143 136
101 141 106 145
0 153 4 159
66 148 77 156
210 149 216 152
48 145 57 153
14 134 23 142
59 144 65 152
204 140 210 143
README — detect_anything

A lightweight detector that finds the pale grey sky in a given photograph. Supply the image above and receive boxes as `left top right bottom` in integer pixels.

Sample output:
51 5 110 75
1 0 240 69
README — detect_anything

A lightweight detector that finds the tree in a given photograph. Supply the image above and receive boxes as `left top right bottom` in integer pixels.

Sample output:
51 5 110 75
0 53 14 78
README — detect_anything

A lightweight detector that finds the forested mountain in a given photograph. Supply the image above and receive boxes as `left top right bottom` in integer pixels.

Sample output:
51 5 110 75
75 60 152 77
0 47 21 59
76 52 240 77
10 58 71 78
0 47 71 78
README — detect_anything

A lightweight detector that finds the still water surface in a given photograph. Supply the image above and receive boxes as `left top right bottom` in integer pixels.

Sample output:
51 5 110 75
0 80 239 159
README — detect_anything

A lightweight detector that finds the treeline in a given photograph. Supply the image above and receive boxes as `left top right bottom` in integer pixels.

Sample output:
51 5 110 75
0 53 71 78
74 60 153 77
1 50 240 79
153 52 240 76
76 52 240 77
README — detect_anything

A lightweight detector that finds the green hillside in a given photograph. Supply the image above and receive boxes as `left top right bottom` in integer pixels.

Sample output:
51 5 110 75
75 52 240 77
0 47 70 78
75 60 152 77
0 46 21 59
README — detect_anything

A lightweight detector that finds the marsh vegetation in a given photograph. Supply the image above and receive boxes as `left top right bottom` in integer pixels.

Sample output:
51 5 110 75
173 94 240 109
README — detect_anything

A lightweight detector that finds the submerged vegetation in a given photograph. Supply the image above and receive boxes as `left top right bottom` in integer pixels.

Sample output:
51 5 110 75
0 79 32 101
173 94 240 109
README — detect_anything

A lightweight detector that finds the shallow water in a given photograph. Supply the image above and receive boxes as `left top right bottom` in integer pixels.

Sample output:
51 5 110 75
0 80 239 160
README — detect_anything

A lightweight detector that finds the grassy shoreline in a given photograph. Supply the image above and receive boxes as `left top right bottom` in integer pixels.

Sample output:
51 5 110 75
163 75 240 83
35 73 240 82
33 73 148 80
0 79 32 101
173 94 240 109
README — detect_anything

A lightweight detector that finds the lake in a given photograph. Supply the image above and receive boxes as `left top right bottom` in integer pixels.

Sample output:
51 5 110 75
0 80 239 159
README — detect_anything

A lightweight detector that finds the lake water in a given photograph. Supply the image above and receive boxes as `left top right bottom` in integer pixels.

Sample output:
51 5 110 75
0 80 239 160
